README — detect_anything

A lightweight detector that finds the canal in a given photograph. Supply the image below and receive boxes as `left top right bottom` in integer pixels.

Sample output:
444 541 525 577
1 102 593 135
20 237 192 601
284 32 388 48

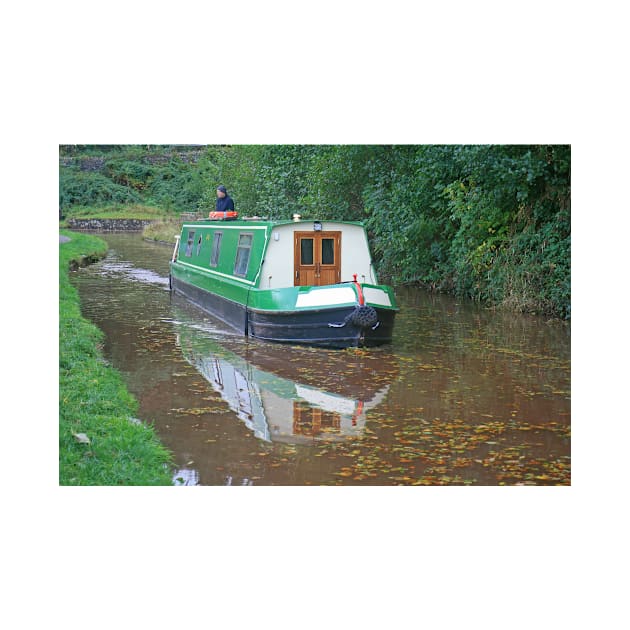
70 232 571 485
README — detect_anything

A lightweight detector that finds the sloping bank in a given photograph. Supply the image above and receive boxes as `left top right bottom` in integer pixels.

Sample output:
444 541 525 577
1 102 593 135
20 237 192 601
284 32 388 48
59 230 173 485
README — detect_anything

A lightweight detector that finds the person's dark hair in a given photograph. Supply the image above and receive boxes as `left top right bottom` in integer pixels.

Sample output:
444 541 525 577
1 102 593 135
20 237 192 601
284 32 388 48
217 185 227 193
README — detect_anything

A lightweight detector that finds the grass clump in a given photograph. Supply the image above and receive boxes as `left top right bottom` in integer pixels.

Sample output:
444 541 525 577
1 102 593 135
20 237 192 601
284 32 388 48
59 230 173 485
142 217 187 244
61 203 170 222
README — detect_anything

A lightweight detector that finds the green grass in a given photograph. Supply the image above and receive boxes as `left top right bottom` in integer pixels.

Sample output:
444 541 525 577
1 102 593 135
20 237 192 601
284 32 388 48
142 217 187 244
59 230 173 485
61 203 173 221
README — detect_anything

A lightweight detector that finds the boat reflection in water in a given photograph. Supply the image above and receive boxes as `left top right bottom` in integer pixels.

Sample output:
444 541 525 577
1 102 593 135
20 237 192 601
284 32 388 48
176 325 391 445
169 301 398 484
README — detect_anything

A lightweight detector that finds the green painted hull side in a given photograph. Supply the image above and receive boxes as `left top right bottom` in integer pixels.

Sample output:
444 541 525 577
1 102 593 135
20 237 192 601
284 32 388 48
171 261 398 313
170 261 251 306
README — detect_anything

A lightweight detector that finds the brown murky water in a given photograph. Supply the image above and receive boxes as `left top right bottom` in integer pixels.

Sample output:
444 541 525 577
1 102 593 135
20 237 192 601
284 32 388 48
71 232 571 485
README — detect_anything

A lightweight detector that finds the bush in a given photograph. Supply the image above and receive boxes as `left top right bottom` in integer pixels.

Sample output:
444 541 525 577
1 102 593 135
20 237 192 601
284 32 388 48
59 168 141 209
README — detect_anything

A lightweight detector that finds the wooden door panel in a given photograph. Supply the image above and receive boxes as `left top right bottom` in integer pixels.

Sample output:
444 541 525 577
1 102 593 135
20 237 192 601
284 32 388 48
295 234 315 286
318 233 341 285
319 267 339 285
298 268 317 286
294 231 341 287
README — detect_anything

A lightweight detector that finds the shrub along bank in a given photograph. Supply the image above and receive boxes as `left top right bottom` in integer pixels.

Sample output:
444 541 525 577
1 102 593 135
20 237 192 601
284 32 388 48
59 230 173 485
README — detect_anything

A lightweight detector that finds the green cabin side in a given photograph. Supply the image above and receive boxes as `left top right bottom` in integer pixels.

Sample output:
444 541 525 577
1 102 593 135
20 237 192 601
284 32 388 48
176 221 271 285
172 221 272 306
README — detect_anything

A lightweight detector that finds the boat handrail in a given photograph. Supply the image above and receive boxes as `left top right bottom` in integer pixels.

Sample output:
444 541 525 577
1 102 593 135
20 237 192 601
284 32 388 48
171 235 181 262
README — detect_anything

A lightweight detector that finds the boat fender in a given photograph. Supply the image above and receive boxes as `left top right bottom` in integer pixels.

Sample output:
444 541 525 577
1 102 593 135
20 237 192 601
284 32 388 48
327 273 379 329
329 304 379 330
350 304 379 329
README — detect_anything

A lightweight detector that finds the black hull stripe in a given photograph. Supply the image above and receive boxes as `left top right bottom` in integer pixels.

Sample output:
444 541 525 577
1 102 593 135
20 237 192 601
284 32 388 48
171 276 395 348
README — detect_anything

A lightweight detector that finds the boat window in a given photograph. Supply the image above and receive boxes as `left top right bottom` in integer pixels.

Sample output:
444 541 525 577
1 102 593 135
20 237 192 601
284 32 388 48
234 233 253 277
210 231 223 267
321 238 335 265
196 234 203 256
185 230 195 257
300 238 314 265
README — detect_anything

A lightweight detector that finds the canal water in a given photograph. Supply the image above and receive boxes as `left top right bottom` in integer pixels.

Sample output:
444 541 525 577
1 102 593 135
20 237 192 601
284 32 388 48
70 232 571 485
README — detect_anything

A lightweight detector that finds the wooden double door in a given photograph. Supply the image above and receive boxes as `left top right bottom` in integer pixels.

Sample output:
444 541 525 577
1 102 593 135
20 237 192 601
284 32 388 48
294 231 341 286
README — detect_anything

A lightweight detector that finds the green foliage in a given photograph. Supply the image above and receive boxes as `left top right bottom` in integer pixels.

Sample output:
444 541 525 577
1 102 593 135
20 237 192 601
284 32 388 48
59 231 173 485
59 168 142 208
60 147 212 212
146 156 212 211
302 145 376 220
363 145 570 317
103 158 154 190
198 146 262 215
248 145 316 219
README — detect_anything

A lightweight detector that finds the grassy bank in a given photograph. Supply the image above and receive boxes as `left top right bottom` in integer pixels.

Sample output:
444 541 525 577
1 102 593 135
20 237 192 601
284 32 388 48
60 203 171 223
142 217 186 244
59 230 173 485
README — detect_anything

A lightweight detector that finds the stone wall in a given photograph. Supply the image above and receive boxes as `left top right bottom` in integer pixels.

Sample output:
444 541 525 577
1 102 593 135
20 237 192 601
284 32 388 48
59 156 106 171
66 218 155 231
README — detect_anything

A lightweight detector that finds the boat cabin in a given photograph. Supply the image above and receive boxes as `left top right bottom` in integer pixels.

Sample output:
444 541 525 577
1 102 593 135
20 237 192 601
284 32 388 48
174 218 378 289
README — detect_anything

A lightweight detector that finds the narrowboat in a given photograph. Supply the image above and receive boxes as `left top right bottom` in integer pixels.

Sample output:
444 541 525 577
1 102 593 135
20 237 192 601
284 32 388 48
169 215 398 348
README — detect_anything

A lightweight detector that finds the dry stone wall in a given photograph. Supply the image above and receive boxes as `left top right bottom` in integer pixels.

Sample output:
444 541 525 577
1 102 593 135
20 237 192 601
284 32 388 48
66 218 155 231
